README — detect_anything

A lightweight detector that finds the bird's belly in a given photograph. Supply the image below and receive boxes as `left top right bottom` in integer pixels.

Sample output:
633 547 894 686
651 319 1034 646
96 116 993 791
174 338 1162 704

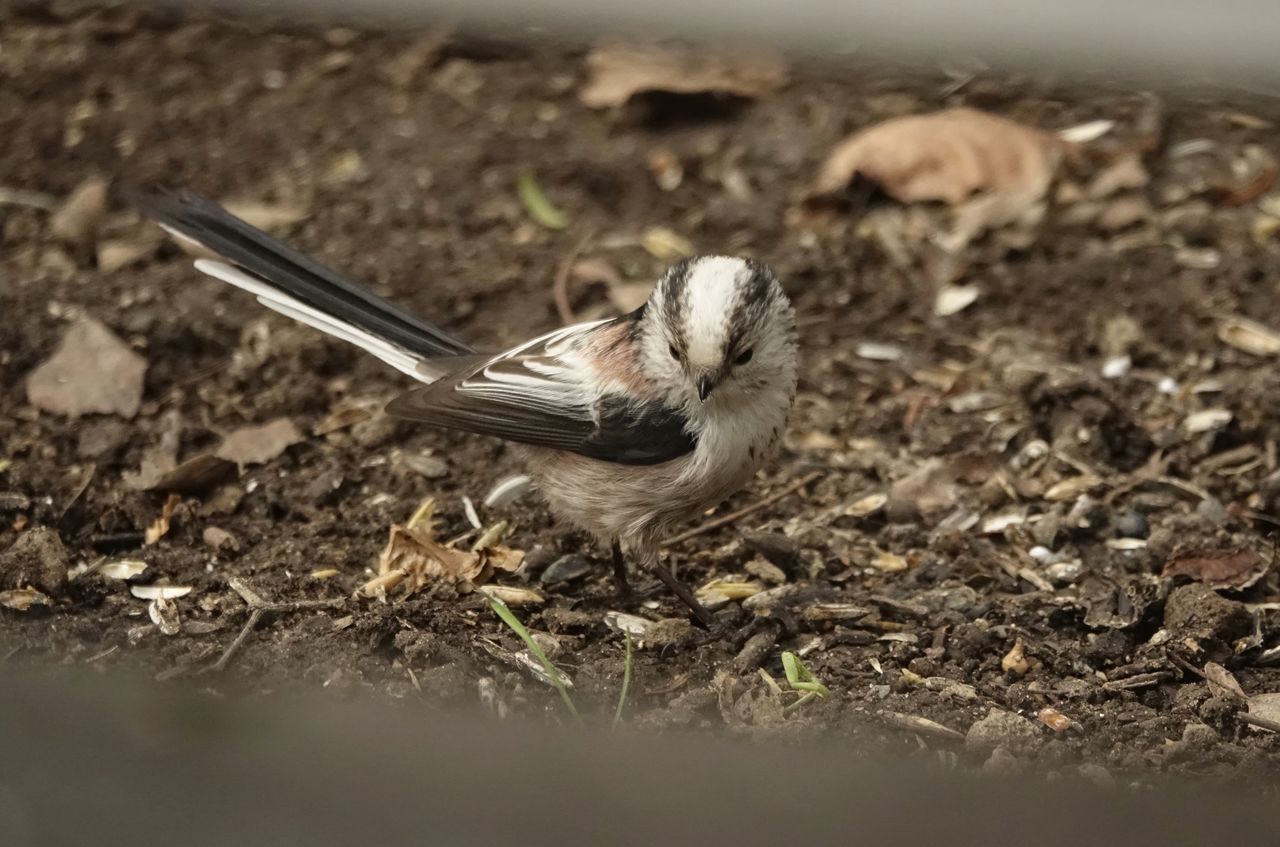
523 437 764 550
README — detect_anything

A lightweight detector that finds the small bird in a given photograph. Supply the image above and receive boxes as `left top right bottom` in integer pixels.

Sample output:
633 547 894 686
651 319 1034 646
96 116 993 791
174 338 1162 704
132 190 798 627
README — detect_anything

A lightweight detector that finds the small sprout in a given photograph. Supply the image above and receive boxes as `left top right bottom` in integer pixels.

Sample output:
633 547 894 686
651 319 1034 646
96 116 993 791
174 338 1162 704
489 595 580 724
781 650 830 714
517 170 568 230
471 520 508 551
611 632 633 733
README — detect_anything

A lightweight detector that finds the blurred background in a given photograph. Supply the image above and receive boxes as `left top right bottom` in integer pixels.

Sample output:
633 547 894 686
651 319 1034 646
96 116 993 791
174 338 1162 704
3 0 1280 829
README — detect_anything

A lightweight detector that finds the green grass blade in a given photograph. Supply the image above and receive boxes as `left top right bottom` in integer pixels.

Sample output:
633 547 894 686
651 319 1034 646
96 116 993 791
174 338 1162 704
488 596 581 725
517 170 568 229
611 632 633 733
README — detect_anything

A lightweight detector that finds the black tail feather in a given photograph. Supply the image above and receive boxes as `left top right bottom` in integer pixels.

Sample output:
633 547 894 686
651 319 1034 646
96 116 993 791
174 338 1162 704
128 189 475 359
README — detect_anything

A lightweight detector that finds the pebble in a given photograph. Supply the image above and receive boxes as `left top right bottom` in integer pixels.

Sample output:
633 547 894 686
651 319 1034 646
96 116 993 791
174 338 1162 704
1071 764 1113 790
539 554 594 586
742 531 800 574
202 526 239 552
1195 497 1227 525
1114 510 1149 539
982 746 1023 778
965 708 1042 755
0 526 69 595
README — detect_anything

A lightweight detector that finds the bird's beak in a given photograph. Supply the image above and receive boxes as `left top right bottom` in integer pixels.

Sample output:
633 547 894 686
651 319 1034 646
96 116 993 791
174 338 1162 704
697 374 717 403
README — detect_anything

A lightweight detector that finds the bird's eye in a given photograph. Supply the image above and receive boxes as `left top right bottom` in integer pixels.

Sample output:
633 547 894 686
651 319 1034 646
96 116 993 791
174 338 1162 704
734 348 754 366
669 343 682 361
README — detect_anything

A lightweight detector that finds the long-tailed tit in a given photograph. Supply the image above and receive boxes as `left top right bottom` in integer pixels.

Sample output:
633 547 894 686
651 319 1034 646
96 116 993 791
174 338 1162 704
132 191 798 627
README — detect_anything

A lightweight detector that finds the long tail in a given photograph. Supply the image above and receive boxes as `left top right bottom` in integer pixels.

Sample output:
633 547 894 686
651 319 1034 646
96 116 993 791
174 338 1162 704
129 189 476 379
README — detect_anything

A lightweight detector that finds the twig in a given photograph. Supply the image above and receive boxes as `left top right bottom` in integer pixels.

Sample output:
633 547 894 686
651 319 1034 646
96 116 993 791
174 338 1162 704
208 607 265 674
202 578 345 675
1240 712 1280 734
551 228 596 325
661 471 824 547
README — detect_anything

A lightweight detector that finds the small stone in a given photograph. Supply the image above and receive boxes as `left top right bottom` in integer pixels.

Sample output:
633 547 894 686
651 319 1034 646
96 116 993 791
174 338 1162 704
1077 763 1115 789
202 526 239 552
965 708 1041 755
982 746 1023 778
539 554 593 586
744 556 787 585
1195 498 1228 525
49 176 108 246
742 531 799 573
1114 510 1149 539
1163 583 1252 643
0 527 69 595
75 418 131 459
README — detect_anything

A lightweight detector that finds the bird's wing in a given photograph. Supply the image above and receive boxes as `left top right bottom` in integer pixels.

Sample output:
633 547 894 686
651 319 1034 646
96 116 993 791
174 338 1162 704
386 321 697 465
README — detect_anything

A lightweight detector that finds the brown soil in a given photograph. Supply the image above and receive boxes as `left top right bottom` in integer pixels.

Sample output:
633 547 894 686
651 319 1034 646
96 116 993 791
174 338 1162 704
3 4 1280 786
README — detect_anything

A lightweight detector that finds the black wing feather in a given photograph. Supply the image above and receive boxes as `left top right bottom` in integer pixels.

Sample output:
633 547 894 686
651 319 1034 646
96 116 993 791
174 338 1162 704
386 361 696 466
128 188 475 359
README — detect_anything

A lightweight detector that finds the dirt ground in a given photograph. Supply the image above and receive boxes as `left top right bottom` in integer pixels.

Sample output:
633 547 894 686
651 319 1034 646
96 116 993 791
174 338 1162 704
4 3 1280 786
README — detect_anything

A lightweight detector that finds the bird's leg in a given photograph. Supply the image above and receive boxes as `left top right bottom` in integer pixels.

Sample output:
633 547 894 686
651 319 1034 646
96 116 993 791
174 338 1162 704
610 540 632 599
644 552 718 630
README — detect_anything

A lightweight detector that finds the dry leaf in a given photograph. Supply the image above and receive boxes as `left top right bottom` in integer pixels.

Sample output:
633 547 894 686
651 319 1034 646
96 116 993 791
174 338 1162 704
811 108 1063 206
144 493 181 545
1162 548 1269 590
97 237 158 273
0 587 52 611
1204 662 1248 702
216 418 303 466
50 176 108 246
149 453 238 495
26 318 147 419
123 410 181 490
580 41 787 109
357 521 523 600
222 200 308 232
476 585 544 607
1248 693 1280 729
641 226 694 260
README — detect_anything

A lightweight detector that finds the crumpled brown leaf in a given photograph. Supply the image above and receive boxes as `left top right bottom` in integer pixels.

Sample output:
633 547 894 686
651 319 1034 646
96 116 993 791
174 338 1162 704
26 318 147 418
356 500 524 600
811 108 1064 247
1162 548 1269 590
580 41 787 109
811 108 1064 204
216 418 303 466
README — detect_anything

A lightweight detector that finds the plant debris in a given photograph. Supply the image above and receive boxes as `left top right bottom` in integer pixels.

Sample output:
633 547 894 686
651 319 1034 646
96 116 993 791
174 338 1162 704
580 41 787 108
1162 548 1269 590
215 418 304 466
357 499 523 600
26 318 147 418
